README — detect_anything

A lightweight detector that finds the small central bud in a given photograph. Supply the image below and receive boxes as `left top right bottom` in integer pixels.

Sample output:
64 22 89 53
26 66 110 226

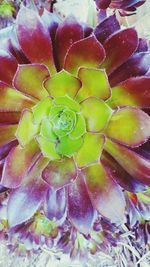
52 109 76 137
56 111 74 131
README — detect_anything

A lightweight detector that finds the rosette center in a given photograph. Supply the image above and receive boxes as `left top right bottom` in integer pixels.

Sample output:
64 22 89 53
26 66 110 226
50 108 76 137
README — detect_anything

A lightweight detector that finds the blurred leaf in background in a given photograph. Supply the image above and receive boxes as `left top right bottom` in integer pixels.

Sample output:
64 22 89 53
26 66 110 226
0 0 15 17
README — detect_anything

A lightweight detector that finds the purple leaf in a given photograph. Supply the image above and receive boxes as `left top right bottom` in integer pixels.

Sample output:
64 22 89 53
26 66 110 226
68 173 94 234
44 187 66 221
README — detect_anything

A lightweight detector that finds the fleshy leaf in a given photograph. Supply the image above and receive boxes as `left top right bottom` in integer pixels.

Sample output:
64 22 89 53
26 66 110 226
0 49 18 85
13 64 49 100
134 139 150 161
42 157 77 189
101 151 146 193
0 81 35 112
32 97 53 124
8 179 48 227
96 0 111 9
45 187 66 220
107 76 150 109
24 154 49 185
94 14 120 44
75 133 105 168
0 124 17 146
76 67 111 102
64 35 105 75
8 156 49 227
53 95 80 112
16 7 56 74
117 0 146 10
0 140 18 161
104 139 150 186
1 140 40 188
84 163 126 223
0 112 20 124
44 70 81 99
109 52 150 87
41 9 60 43
55 16 83 69
105 108 150 147
136 38 148 52
15 109 39 147
36 136 60 160
41 8 60 31
56 136 83 157
69 113 86 140
68 172 94 234
81 97 112 132
8 30 29 64
102 28 138 75
40 118 57 142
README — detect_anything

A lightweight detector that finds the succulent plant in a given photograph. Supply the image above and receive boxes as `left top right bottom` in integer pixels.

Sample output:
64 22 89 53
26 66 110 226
96 0 146 15
0 5 150 255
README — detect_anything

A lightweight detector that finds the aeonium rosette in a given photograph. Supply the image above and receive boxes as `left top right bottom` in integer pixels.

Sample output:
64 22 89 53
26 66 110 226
96 0 146 15
0 6 150 243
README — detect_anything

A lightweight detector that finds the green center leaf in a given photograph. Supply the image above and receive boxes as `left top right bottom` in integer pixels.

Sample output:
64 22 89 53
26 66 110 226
53 95 80 112
52 109 76 137
56 135 83 157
